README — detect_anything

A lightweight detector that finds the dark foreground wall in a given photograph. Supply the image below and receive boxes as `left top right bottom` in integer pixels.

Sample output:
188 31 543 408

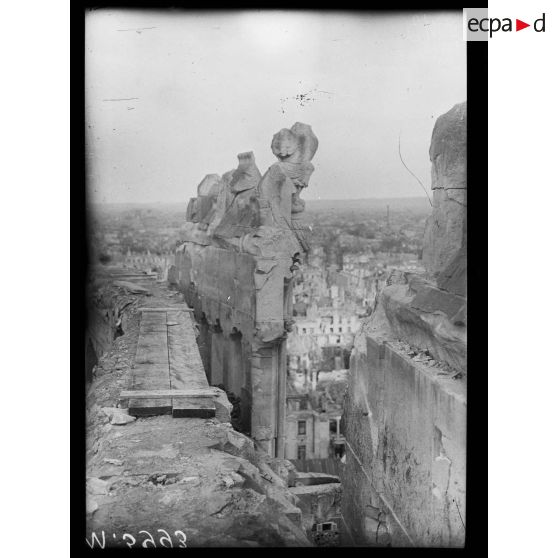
342 335 466 547
341 102 467 547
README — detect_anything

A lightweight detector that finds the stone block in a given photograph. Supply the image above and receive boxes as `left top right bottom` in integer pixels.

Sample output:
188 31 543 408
423 102 467 277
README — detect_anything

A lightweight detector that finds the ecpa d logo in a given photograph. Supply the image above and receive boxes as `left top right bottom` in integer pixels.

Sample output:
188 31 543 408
464 9 546 40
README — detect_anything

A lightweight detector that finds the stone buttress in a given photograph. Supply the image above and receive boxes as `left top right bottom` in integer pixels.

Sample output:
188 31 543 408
172 123 319 458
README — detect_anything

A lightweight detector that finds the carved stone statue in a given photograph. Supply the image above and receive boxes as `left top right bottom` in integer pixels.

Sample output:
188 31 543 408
213 151 262 240
183 122 318 254
176 122 319 458
257 122 318 250
185 174 221 223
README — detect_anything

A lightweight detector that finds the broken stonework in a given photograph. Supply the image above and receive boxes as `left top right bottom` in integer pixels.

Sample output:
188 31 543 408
422 101 467 296
101 407 137 425
186 174 221 223
213 152 262 240
341 103 467 548
86 280 311 547
289 483 343 533
369 271 466 372
175 122 318 458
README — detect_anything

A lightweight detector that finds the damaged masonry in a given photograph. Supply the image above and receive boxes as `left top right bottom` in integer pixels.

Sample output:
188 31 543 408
173 122 318 457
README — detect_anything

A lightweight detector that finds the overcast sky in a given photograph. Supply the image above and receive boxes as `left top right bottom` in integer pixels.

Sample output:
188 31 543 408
85 10 465 204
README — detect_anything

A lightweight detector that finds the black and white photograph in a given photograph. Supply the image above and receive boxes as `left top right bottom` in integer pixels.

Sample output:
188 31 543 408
84 8 469 548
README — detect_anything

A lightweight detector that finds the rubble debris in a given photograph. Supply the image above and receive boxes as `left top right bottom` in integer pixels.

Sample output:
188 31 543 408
101 407 137 425
113 280 151 294
103 458 124 466
86 281 311 547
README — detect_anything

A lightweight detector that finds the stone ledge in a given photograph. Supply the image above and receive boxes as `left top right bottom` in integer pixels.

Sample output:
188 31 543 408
369 271 466 374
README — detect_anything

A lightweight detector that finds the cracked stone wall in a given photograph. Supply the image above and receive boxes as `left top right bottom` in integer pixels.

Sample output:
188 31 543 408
341 103 467 547
85 273 139 383
423 101 467 293
173 123 318 458
342 335 466 547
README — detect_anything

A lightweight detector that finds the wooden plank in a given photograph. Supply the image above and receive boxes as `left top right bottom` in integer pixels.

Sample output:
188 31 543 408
138 320 167 330
110 273 156 278
139 321 168 329
172 397 215 418
139 312 167 320
131 364 169 374
135 337 168 348
134 325 169 367
132 310 171 393
134 356 170 366
131 363 170 391
135 343 169 355
120 389 216 399
167 313 209 392
132 377 171 391
133 369 169 382
133 352 168 362
128 398 172 417
140 310 167 317
126 303 212 419
169 365 208 390
140 307 193 312
138 326 168 333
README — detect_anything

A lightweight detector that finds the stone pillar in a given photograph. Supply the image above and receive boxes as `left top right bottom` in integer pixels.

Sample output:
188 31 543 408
276 338 287 459
228 330 244 396
209 322 224 386
250 344 276 455
334 355 343 370
312 413 318 458
197 316 211 383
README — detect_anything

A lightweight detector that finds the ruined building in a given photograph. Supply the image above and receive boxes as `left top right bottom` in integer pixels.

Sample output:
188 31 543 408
341 102 467 547
171 123 319 458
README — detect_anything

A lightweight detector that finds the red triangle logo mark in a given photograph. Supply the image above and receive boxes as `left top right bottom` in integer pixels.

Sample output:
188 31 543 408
516 19 530 31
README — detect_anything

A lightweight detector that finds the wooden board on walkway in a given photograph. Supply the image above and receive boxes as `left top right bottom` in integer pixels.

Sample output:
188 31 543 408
140 307 194 312
126 306 215 418
129 398 172 416
120 389 216 399
172 397 215 418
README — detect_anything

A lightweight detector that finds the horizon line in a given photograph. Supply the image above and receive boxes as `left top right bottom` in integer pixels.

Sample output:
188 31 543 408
88 195 431 206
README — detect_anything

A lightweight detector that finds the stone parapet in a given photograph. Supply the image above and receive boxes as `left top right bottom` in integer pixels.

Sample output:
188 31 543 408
369 270 466 374
174 123 319 457
341 335 466 547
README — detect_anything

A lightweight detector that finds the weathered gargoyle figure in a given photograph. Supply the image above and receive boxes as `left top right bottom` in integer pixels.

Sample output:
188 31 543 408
202 170 235 234
185 174 221 223
257 122 318 250
182 122 318 254
213 151 262 240
181 173 224 246
175 122 320 459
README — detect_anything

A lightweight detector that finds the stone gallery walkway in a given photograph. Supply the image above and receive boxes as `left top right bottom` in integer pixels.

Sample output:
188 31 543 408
120 305 215 418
